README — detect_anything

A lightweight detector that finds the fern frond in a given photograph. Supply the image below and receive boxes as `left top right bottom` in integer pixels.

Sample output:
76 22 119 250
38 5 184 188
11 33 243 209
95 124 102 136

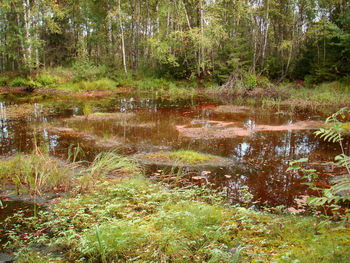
330 178 350 196
334 154 350 168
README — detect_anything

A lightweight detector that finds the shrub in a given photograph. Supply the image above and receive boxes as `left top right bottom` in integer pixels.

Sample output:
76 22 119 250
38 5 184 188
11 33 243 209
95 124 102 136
244 73 258 90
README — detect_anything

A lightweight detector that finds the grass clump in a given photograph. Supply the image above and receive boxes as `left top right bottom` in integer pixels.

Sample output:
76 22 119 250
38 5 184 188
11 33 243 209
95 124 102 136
0 150 140 196
4 176 350 262
0 152 78 195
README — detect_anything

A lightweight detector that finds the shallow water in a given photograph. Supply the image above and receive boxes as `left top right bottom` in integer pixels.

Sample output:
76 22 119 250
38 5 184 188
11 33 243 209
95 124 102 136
0 93 347 209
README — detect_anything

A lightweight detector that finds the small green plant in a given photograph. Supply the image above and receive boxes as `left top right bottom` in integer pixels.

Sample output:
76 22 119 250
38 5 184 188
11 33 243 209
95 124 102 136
83 103 91 119
95 226 107 263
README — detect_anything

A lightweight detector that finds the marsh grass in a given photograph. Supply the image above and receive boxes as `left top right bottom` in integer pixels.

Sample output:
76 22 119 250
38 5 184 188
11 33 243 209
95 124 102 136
5 177 350 263
0 151 79 196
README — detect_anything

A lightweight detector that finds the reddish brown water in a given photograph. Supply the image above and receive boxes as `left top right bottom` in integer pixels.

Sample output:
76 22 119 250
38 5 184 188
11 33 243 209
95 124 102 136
0 94 347 209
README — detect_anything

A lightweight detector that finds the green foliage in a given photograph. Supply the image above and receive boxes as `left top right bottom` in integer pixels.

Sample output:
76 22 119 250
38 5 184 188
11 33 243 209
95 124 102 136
76 78 116 91
35 72 61 87
0 152 78 195
8 77 30 87
83 103 91 119
243 73 258 90
72 59 107 81
288 107 350 221
0 76 10 86
4 176 350 262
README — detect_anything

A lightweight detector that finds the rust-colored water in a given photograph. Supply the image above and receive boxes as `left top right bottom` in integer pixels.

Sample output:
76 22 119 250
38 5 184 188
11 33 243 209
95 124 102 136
0 95 347 209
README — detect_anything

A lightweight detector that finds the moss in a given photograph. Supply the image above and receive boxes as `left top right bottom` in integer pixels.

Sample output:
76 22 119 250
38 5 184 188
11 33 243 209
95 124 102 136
138 150 218 165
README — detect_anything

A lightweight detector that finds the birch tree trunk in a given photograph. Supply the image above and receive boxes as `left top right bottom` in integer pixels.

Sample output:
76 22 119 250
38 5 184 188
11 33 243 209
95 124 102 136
118 0 127 77
23 0 32 71
261 0 269 72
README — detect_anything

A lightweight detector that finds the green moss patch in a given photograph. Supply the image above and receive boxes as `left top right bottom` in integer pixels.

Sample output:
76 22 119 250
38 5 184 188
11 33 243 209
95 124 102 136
135 150 226 166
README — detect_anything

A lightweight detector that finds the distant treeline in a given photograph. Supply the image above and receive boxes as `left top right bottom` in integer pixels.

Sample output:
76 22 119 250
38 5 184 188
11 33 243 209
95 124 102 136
0 0 349 83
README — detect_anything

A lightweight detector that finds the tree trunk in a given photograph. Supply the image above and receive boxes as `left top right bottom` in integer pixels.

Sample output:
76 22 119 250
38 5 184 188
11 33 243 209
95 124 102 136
261 0 269 72
118 0 127 77
23 0 32 71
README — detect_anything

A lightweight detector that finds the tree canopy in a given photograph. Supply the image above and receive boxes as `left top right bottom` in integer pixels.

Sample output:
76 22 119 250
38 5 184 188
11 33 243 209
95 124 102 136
0 0 349 82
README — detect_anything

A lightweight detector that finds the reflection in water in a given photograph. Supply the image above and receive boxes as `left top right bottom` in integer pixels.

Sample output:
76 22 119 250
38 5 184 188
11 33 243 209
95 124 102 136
0 96 346 207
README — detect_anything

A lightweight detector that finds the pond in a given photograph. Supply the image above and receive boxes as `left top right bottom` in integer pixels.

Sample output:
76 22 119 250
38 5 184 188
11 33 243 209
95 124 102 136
0 93 346 212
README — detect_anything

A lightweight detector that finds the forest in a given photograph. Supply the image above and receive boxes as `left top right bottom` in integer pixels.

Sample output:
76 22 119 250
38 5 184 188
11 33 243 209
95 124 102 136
0 1 350 263
0 0 349 84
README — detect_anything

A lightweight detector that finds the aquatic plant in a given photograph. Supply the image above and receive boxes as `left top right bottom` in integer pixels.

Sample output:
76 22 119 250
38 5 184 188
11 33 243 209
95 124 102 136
83 103 91 120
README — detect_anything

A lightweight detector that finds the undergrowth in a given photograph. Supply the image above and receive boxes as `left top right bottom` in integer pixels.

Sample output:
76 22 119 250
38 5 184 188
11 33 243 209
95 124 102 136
3 177 350 262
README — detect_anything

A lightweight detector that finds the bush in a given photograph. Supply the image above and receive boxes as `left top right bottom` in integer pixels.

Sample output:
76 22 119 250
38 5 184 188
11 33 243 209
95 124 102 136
243 73 258 90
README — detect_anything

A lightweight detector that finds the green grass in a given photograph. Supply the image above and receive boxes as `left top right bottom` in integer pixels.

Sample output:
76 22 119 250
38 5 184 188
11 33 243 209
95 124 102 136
0 151 140 195
0 152 79 195
4 177 350 262
288 81 350 106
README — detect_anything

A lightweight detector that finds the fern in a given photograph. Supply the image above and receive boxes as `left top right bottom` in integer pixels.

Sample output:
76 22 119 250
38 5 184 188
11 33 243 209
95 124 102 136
289 107 350 220
334 154 350 169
